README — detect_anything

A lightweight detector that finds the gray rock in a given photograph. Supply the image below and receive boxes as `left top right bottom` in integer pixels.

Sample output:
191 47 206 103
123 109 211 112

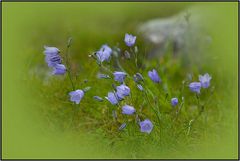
138 10 211 60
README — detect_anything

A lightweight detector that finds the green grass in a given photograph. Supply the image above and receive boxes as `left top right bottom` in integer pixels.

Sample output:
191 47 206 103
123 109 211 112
2 2 238 159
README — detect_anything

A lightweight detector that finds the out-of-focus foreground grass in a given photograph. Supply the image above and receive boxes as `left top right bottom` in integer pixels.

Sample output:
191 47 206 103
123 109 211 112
2 2 238 159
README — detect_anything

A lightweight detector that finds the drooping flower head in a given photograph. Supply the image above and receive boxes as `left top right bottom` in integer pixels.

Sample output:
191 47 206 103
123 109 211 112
171 97 178 107
189 82 201 94
133 73 144 83
105 92 118 105
97 73 110 79
137 84 144 91
43 46 66 75
124 50 131 59
45 54 62 67
93 96 103 102
101 44 112 54
119 123 127 131
52 64 66 75
148 69 161 83
96 51 107 63
43 46 62 67
96 44 112 63
43 46 60 55
199 73 212 88
122 105 136 115
113 71 127 83
116 84 130 100
139 119 153 134
124 33 136 47
69 89 84 104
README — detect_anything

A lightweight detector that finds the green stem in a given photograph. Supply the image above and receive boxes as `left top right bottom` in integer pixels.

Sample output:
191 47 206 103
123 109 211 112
135 52 138 69
67 69 75 91
130 47 138 69
65 44 75 91
116 59 129 76
173 101 184 123
195 94 200 106
187 94 204 135
144 90 161 126
100 64 113 75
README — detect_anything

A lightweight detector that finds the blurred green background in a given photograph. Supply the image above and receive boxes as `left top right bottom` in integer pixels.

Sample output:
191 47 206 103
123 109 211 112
2 2 238 159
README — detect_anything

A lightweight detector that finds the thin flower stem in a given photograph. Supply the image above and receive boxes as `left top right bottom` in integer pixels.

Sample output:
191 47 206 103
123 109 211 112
187 94 205 135
122 115 130 136
116 58 129 76
100 64 113 75
65 41 75 91
195 94 204 116
202 89 214 107
89 53 113 76
135 50 138 69
67 70 75 90
195 94 200 106
176 102 184 116
144 90 161 126
187 106 204 136
172 101 184 124
130 47 138 69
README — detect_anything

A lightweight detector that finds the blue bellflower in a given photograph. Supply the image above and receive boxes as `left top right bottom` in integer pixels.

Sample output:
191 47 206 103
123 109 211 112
116 84 130 100
122 105 136 115
199 73 212 88
96 44 112 63
118 123 127 131
137 84 144 91
44 46 62 67
148 69 161 83
43 46 60 55
124 50 131 59
189 82 201 94
101 44 112 54
69 89 84 104
139 119 153 134
113 71 127 83
52 64 66 75
43 46 66 75
171 97 178 107
93 96 103 102
124 33 136 47
133 73 144 83
105 92 118 105
45 54 62 67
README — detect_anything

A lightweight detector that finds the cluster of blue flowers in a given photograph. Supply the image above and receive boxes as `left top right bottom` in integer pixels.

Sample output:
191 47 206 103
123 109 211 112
189 73 212 94
42 33 212 135
92 34 156 133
